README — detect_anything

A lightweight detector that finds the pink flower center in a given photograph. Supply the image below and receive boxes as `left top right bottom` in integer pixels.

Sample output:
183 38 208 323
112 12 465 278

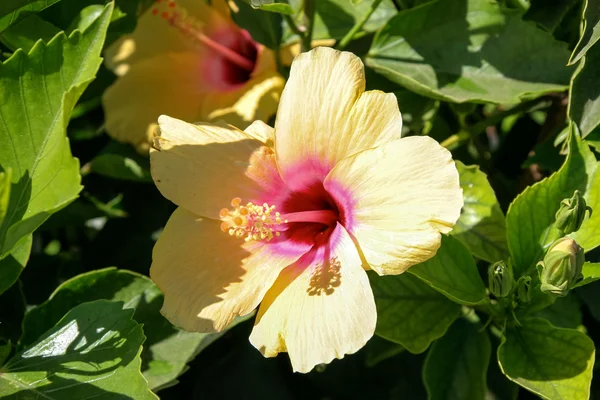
151 0 258 90
220 178 353 249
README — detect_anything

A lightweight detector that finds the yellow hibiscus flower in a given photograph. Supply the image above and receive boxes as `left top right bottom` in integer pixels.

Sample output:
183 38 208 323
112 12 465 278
102 0 284 152
149 47 463 372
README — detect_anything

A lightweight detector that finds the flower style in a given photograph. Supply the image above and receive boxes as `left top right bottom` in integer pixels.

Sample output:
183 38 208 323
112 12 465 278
149 47 463 372
102 0 284 152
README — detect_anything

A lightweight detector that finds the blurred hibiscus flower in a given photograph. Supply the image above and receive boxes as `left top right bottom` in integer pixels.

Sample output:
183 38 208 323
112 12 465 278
149 47 463 372
103 0 284 152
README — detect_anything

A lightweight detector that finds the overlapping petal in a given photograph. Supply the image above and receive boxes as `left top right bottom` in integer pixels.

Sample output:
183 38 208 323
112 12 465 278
103 54 203 151
324 136 463 275
197 49 284 129
102 0 283 151
249 223 376 372
105 0 229 73
150 116 285 219
151 208 306 332
274 47 402 184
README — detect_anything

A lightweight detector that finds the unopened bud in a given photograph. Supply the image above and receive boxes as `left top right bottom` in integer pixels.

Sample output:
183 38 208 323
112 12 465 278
555 190 592 234
488 261 514 298
538 238 584 297
516 276 532 303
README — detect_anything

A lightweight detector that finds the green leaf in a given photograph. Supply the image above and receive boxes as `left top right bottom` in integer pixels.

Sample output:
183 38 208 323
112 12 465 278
232 0 283 49
569 44 600 138
242 0 294 14
0 168 11 224
364 336 404 367
0 300 157 399
532 295 582 329
366 0 572 103
0 0 61 33
86 142 152 182
0 235 31 296
452 161 509 263
498 318 595 400
20 268 246 391
506 132 598 276
574 262 600 287
370 272 461 353
409 235 487 305
423 318 491 400
313 0 397 40
569 0 600 65
585 128 600 152
0 3 113 259
523 0 580 32
0 14 60 52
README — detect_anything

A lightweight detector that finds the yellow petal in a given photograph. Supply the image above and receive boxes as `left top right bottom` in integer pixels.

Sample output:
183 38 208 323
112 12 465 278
274 47 365 178
150 116 283 219
105 0 229 72
324 137 463 275
201 72 284 130
243 120 275 144
249 223 376 373
103 48 282 152
152 207 306 332
103 53 203 152
274 47 401 181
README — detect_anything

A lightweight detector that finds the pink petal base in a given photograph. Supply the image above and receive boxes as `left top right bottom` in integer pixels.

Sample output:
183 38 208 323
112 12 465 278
255 158 357 265
201 28 259 91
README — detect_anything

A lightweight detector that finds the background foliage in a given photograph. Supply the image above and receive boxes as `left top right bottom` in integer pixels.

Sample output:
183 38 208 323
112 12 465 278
1 0 600 398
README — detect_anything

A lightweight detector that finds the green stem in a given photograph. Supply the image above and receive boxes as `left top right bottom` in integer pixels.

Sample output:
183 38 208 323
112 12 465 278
337 0 384 50
284 14 304 38
301 0 316 52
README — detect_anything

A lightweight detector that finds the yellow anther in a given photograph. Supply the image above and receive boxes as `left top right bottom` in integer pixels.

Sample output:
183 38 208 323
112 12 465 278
219 197 282 242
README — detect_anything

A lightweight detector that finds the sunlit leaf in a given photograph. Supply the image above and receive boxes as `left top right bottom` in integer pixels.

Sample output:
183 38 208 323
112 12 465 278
452 161 509 263
409 235 487 305
241 0 294 14
0 300 157 399
574 262 600 287
367 0 572 103
569 0 600 64
20 268 248 391
0 3 113 259
0 0 61 33
498 318 595 400
569 44 600 137
506 131 598 276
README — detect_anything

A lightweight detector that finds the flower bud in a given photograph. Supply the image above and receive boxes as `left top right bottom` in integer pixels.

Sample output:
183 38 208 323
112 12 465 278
516 276 532 303
555 190 592 234
538 238 584 297
488 261 514 298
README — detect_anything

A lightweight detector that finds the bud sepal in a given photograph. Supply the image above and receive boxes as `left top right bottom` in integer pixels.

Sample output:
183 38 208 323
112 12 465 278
554 190 593 234
538 238 584 297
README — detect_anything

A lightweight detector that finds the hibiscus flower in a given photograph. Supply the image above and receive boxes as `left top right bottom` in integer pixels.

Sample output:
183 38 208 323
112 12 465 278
149 47 463 372
103 0 284 152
